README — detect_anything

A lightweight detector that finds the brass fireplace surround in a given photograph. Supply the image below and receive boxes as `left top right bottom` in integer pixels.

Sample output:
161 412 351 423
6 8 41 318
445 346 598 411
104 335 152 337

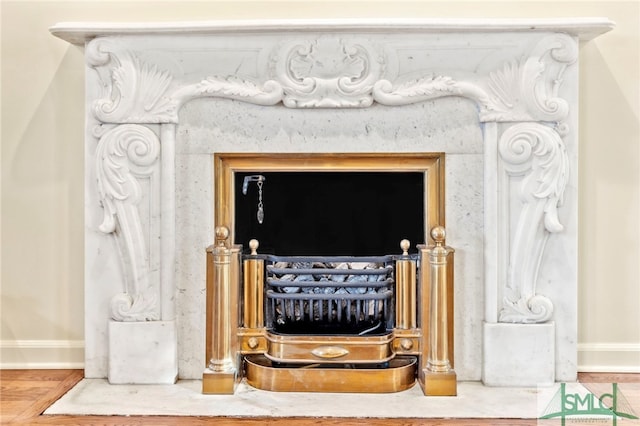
203 154 456 395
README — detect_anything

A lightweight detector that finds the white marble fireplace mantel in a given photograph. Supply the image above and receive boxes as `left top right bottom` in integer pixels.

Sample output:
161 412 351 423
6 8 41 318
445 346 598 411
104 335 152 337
50 18 614 387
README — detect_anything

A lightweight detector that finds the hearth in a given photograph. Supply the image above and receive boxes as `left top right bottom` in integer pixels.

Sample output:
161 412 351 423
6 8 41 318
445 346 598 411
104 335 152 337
204 153 454 394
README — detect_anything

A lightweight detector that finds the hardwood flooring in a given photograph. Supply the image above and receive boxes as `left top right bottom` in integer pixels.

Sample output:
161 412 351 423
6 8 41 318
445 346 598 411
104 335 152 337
1 370 638 425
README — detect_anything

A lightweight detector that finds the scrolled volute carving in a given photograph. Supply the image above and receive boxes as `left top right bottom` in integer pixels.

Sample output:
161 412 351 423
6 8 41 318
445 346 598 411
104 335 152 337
526 33 578 121
111 292 159 322
482 33 577 123
96 124 160 233
273 37 384 107
499 122 569 233
86 36 112 67
87 38 177 123
95 124 161 321
498 122 569 323
500 295 554 324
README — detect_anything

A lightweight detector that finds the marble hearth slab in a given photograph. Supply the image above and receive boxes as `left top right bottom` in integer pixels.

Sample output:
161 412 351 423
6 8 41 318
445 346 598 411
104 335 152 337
46 379 559 418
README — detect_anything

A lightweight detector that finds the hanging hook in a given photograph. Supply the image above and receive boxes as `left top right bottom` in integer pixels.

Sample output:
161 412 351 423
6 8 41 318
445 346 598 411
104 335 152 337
242 175 266 195
242 175 266 224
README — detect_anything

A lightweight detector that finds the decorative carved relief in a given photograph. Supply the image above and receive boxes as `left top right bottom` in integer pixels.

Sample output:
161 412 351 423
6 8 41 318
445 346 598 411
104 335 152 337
372 76 491 109
372 33 577 124
497 123 569 323
272 37 384 107
87 39 177 123
88 33 576 122
86 38 282 124
95 124 161 321
86 33 577 327
482 34 577 124
172 76 283 108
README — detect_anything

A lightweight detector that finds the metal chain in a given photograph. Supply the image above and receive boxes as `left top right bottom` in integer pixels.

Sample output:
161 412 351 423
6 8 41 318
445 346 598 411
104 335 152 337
257 180 264 224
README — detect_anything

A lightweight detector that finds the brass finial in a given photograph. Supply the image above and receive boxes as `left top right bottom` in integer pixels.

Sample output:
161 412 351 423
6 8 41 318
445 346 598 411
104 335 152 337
249 239 259 255
400 239 410 255
431 226 446 246
215 226 229 246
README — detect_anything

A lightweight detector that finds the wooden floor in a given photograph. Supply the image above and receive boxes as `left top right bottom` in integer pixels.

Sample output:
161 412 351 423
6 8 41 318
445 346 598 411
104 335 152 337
0 370 638 425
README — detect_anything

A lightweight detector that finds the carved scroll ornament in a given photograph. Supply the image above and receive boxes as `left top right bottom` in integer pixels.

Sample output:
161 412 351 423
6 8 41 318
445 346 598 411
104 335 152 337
373 33 578 124
95 124 161 321
86 38 283 124
498 123 569 323
272 37 384 107
483 33 578 124
87 40 177 123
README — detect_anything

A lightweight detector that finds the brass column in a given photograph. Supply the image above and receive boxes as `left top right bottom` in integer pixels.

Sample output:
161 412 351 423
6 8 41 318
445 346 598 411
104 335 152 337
203 226 240 394
239 239 268 354
419 226 456 396
393 240 420 356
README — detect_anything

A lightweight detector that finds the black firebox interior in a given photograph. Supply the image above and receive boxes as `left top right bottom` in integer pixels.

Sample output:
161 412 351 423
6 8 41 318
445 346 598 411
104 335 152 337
234 172 424 256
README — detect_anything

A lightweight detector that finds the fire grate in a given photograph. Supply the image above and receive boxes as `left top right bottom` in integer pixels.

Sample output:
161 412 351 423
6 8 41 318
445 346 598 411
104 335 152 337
204 227 457 395
264 256 396 335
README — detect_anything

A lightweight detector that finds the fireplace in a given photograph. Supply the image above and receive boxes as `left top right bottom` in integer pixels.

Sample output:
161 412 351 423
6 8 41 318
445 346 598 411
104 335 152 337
203 153 455 394
50 18 614 389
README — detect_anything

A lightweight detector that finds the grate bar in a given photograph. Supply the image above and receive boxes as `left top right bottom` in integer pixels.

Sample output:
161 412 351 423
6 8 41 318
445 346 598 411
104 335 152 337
267 278 392 288
263 255 396 332
267 290 392 301
267 267 392 276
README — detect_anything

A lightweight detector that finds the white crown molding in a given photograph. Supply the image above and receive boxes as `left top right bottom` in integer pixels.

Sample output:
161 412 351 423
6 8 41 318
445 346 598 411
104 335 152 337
50 17 615 45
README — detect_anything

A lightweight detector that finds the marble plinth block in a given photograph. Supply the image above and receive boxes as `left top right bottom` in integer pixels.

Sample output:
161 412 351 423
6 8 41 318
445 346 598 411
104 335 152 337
108 320 178 384
483 322 555 387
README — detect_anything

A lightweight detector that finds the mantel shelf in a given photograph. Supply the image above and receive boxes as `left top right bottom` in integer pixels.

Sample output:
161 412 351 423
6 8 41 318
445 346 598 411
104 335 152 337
50 17 615 45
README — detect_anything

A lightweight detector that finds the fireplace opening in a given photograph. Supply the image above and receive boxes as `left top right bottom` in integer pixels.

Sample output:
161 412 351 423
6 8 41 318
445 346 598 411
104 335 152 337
207 153 455 394
216 153 443 335
235 171 414 335
221 157 440 338
234 171 425 256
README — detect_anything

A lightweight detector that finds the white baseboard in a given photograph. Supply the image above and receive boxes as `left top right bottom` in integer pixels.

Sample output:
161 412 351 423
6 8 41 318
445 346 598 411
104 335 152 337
0 339 84 369
578 343 640 373
1 340 638 373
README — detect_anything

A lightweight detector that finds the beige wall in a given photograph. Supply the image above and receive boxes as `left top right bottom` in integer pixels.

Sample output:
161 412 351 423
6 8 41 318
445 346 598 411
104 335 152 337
1 1 638 371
